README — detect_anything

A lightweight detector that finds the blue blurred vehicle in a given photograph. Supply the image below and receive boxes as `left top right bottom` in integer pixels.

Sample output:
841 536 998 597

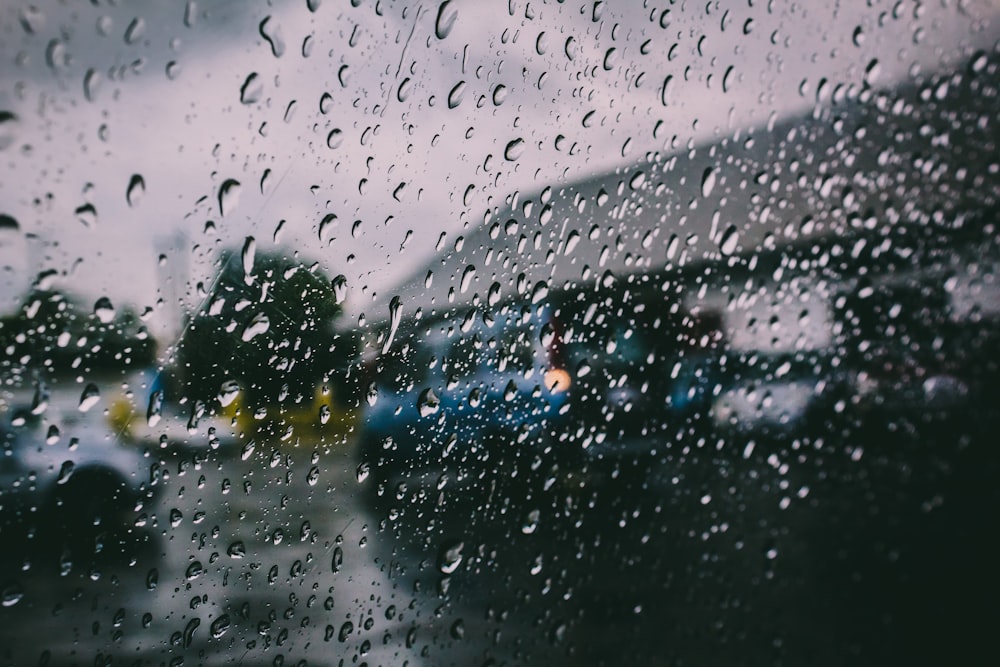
360 300 575 503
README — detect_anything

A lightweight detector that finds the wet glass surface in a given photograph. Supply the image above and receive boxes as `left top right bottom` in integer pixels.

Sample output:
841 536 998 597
1 1 999 665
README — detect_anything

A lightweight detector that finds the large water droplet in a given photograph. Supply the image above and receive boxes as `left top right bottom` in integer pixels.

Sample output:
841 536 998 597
381 296 402 354
241 312 270 341
83 68 101 102
241 235 256 284
78 384 100 412
719 225 740 256
218 380 240 407
227 541 246 558
521 509 540 534
319 92 333 114
435 1 457 39
331 274 348 304
126 174 145 207
417 388 440 417
124 17 145 45
146 390 163 427
75 203 97 228
331 545 344 573
447 80 466 109
56 460 75 485
326 128 343 149
218 179 241 217
240 72 262 104
504 138 525 161
210 615 231 638
701 167 718 198
259 16 285 57
437 540 464 574
319 213 337 242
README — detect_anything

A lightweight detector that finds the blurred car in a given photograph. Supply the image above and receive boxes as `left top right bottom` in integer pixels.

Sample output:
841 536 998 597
360 300 575 503
0 389 159 547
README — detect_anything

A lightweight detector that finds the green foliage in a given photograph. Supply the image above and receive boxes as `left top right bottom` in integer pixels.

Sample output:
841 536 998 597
176 249 359 410
0 290 156 382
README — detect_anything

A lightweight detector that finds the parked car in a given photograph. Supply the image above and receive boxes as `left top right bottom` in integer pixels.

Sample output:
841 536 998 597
359 300 577 505
0 386 159 552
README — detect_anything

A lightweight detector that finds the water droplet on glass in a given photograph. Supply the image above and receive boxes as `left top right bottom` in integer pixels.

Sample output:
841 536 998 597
241 235 256 283
185 561 204 581
356 462 370 483
327 128 344 149
241 440 256 461
56 460 74 485
435 1 457 39
75 203 97 228
4 582 26 607
504 138 525 161
492 84 507 106
701 167 718 198
78 384 100 412
417 388 440 417
331 274 348 304
18 6 44 34
146 390 163 427
382 296 402 354
241 312 270 342
397 77 412 103
240 72 262 104
320 92 333 114
521 509 540 534
124 17 145 44
338 620 353 642
83 68 101 102
450 619 465 639
146 568 158 590
210 615 231 638
719 225 740 256
259 16 285 57
227 541 246 559
218 380 240 407
126 174 145 207
438 540 464 574
218 178 241 217
447 80 466 109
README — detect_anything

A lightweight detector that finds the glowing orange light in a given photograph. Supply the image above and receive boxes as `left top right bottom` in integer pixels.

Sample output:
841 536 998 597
544 368 571 394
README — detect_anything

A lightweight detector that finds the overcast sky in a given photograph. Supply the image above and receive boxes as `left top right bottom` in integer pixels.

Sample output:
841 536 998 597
1 0 996 338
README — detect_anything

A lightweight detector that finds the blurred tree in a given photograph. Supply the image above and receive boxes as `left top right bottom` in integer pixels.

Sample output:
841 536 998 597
176 248 359 412
0 289 156 382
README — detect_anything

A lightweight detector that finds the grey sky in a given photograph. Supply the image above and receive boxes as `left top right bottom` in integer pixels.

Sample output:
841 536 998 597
0 0 996 337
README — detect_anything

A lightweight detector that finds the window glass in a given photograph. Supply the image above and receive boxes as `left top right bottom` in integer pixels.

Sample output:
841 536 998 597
1 2 998 665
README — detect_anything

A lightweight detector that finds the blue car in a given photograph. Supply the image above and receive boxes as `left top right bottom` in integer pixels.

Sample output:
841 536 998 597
360 300 576 504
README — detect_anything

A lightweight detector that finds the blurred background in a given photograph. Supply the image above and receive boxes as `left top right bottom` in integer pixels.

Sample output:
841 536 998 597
1 1 999 665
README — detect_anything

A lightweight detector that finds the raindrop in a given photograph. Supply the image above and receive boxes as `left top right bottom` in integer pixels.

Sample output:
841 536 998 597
241 440 256 461
259 16 285 57
719 225 739 256
182 618 200 649
397 77 412 103
460 265 476 293
660 74 673 106
227 541 246 559
83 69 101 102
332 546 344 573
492 84 507 106
381 296 402 354
56 461 75 485
185 561 204 581
240 72 262 104
521 509 540 534
504 138 525 161
241 312 270 342
326 128 344 149
722 65 734 93
126 174 145 207
307 466 320 486
338 621 353 642
435 1 457 40
603 47 617 71
78 384 101 412
438 540 464 574
18 6 44 34
701 167 718 198
319 404 331 424
217 179 241 217
487 282 502 306
320 92 333 114
241 236 256 283
417 388 440 417
447 80 466 109
75 203 97 228
450 619 465 639
307 0 322 12
146 390 163 427
218 380 240 407
331 274 348 304
94 296 116 323
210 615 231 638
124 17 145 44
356 462 370 483
146 568 158 590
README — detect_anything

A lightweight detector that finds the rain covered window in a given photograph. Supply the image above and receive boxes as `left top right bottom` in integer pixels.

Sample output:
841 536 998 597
1 1 999 665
